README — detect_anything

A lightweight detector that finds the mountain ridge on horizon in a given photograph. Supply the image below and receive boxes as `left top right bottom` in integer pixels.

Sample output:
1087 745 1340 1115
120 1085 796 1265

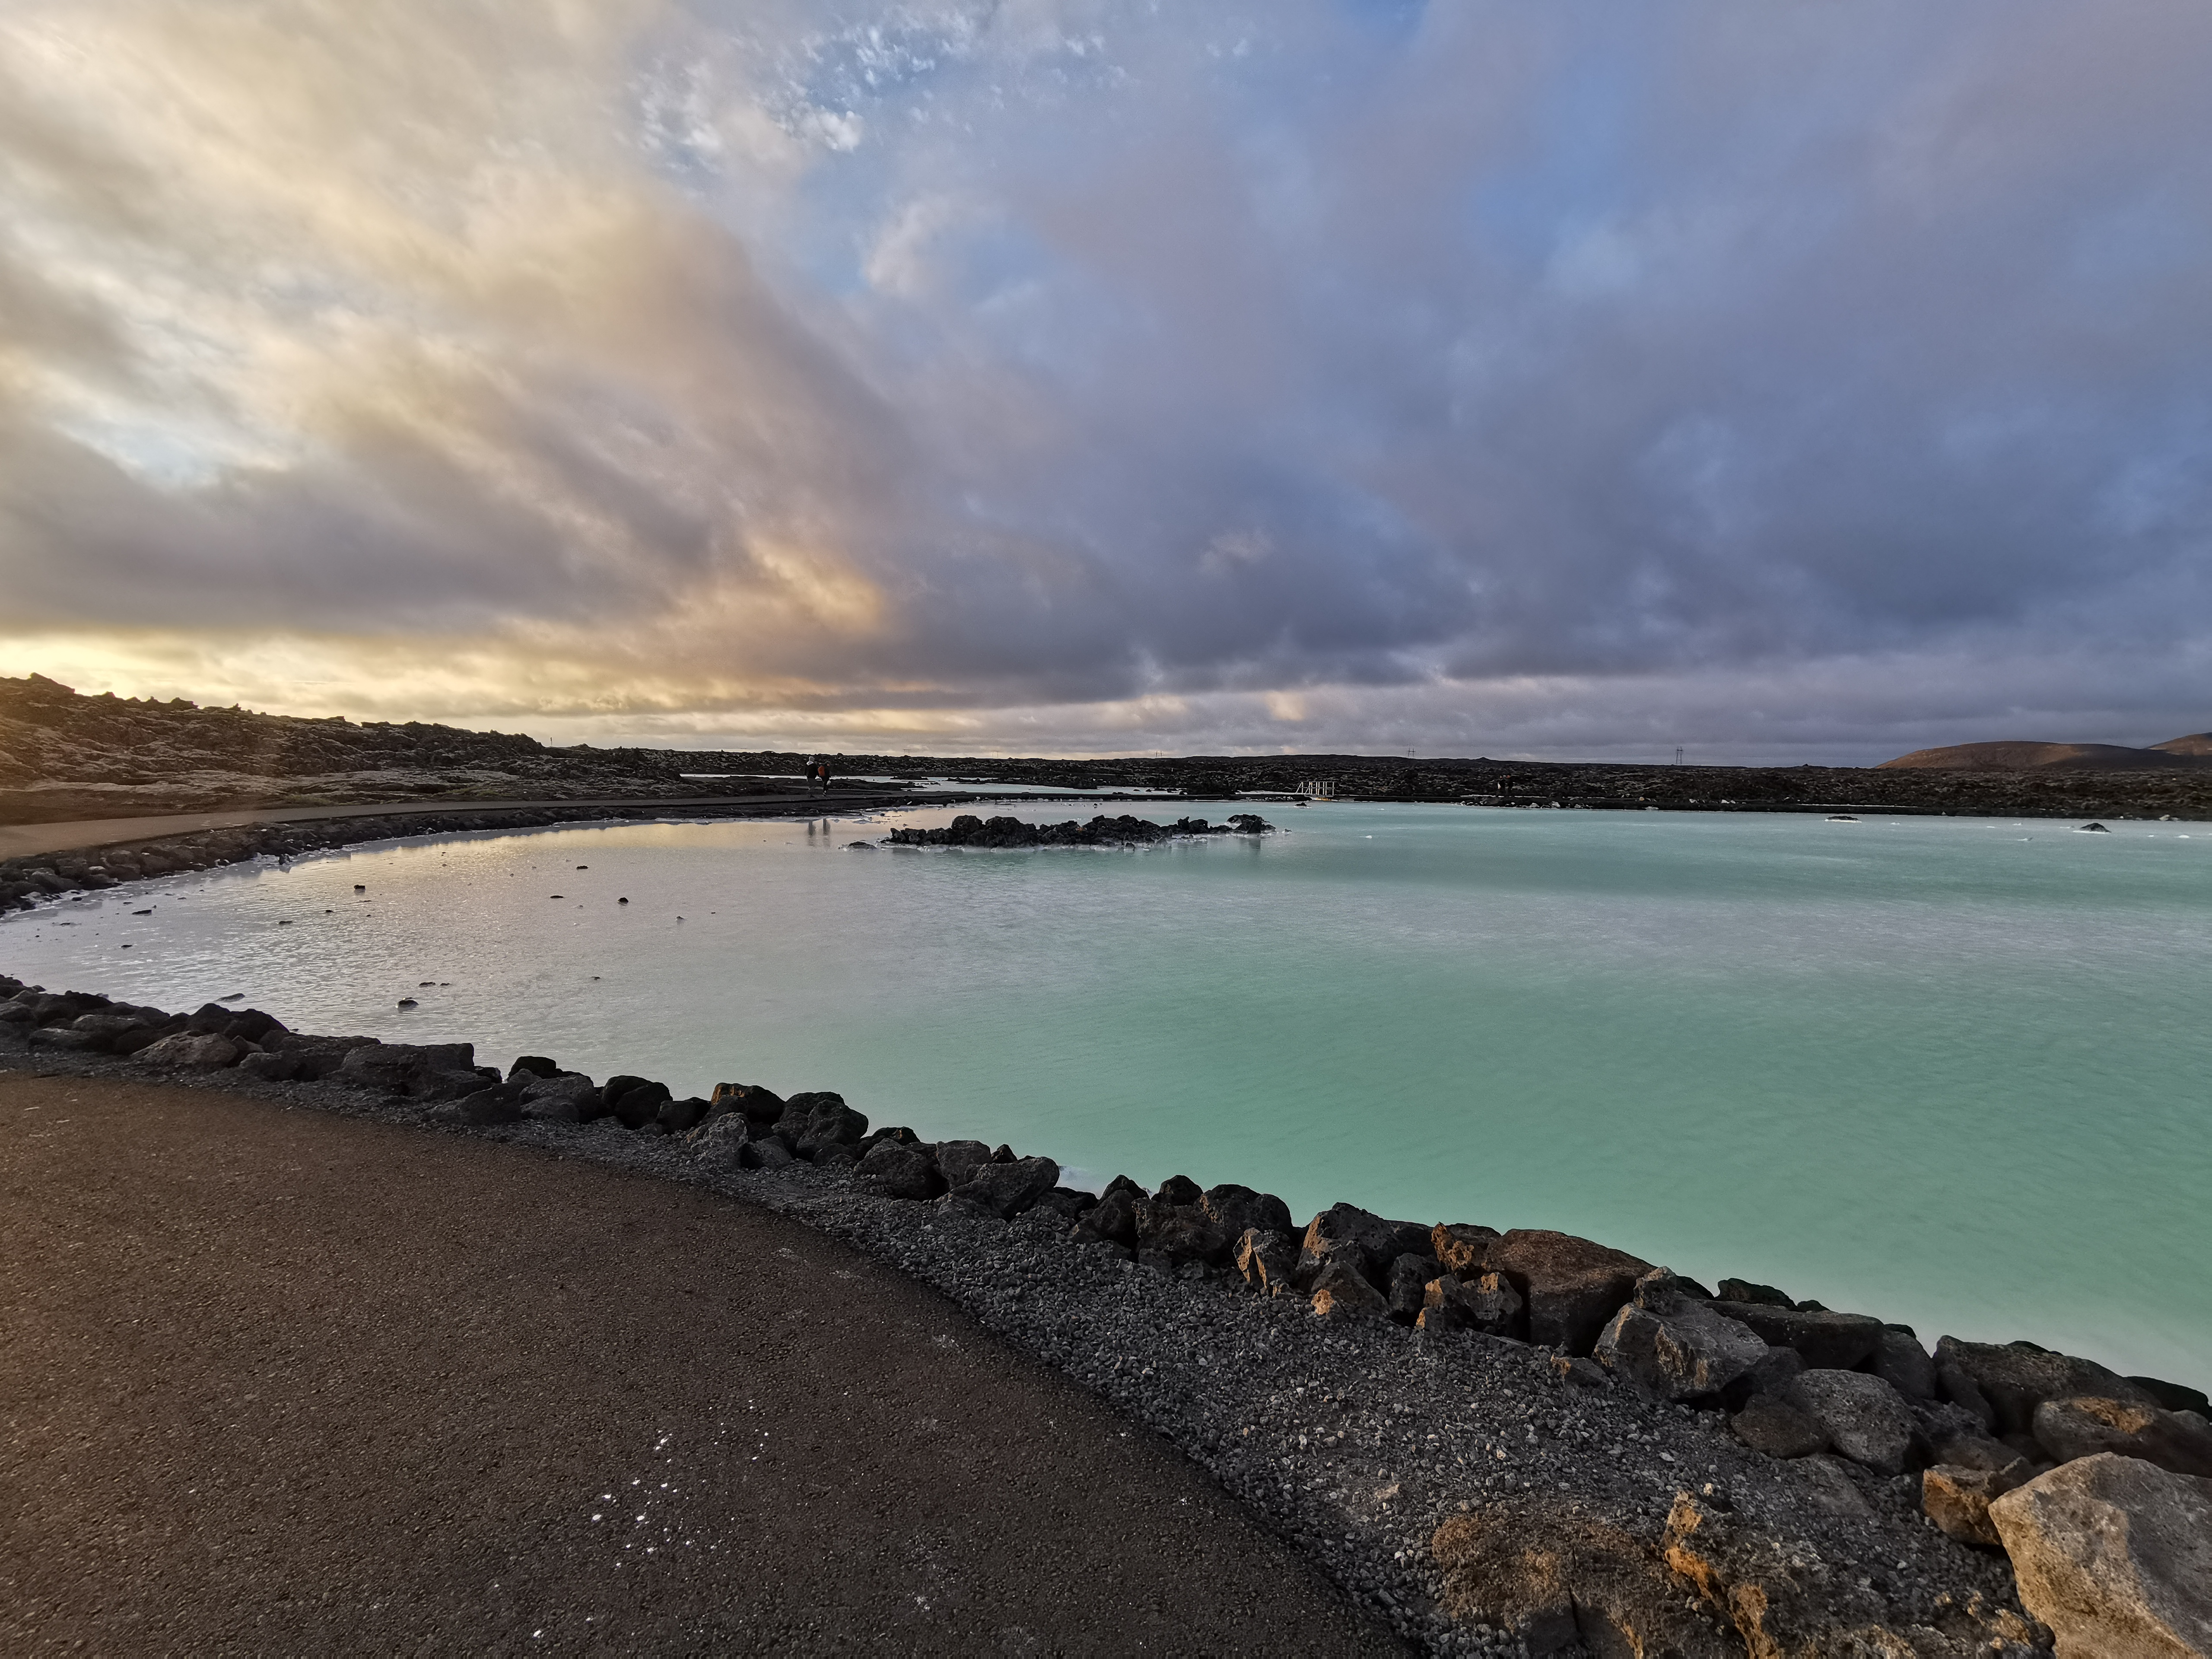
1880 733 2212 770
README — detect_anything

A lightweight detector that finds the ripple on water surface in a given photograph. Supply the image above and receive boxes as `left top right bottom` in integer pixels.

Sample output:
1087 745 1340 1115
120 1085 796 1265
7 803 2209 1388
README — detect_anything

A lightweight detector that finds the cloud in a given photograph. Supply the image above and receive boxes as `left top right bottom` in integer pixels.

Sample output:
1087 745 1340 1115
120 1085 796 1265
1 0 2209 757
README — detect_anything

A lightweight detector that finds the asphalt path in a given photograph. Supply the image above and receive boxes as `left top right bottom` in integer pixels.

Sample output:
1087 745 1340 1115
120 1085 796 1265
0 793 912 862
0 1072 1393 1656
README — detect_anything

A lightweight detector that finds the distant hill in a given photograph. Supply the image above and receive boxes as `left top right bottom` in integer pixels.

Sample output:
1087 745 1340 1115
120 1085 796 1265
0 673 735 823
1880 734 2212 770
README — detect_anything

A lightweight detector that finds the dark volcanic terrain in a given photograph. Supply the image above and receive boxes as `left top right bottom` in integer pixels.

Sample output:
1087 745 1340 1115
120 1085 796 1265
6 673 2211 825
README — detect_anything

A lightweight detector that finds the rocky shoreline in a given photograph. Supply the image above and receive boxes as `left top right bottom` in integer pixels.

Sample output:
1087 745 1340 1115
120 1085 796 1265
877 810 1275 849
7 957 2208 1656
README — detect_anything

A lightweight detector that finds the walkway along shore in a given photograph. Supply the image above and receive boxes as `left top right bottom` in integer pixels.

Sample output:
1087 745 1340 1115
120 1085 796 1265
8 947 2210 1656
0 1067 1392 1656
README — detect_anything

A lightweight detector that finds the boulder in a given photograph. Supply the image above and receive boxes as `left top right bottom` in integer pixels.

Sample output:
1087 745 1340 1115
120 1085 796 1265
1485 1230 1653 1355
1030 1187 1095 1222
657 1096 708 1136
1386 1253 1443 1324
1415 1269 1525 1338
854 1141 943 1201
26 1027 103 1052
1792 1370 1918 1476
2034 1396 2212 1479
2129 1376 2212 1423
775 1092 870 1158
1704 1302 1885 1371
1132 1200 1231 1266
1154 1174 1202 1205
1719 1345 1805 1412
136 1031 245 1070
1731 1394 1830 1460
334 1041 481 1098
707 1082 786 1127
1295 1204 1433 1292
1310 1258 1389 1322
1989 1454 2212 1659
435 1088 523 1127
1937 1357 1999 1431
237 1049 309 1082
688 1115 753 1169
508 1055 560 1079
739 1138 795 1171
1430 1222 1500 1278
519 1071 599 1123
946 1156 1059 1219
1593 1268 1773 1400
67 1012 170 1053
1936 1337 2160 1437
1922 1463 2024 1548
1874 1326 1939 1400
1715 1278 1794 1307
934 1140 995 1190
1078 1188 1140 1248
608 1079 672 1129
1233 1228 1299 1296
1913 1399 2028 1473
1198 1183 1294 1239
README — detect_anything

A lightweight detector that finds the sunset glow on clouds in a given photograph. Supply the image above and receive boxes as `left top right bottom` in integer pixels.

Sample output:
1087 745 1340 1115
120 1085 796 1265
3 1 2209 759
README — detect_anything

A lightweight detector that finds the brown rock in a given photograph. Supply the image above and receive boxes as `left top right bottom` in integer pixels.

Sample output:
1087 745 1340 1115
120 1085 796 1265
1232 1228 1298 1296
2034 1396 2212 1480
1433 1501 1734 1658
1309 1258 1389 1322
1989 1453 2212 1659
1431 1221 1500 1278
1922 1463 2024 1548
1485 1230 1653 1355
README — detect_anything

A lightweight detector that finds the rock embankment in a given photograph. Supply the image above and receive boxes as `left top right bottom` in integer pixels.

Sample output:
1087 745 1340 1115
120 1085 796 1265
6 970 2207 1656
881 812 1274 848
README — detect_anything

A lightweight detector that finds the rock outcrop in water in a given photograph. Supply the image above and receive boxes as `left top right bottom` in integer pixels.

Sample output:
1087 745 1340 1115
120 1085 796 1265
882 811 1273 848
8 960 2209 1656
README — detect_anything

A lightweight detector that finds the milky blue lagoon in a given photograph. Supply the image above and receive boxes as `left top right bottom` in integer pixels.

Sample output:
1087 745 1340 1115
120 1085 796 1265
7 803 2208 1388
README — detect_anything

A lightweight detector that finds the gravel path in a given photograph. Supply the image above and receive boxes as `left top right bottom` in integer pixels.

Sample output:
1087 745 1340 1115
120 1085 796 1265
0 1069 1399 1656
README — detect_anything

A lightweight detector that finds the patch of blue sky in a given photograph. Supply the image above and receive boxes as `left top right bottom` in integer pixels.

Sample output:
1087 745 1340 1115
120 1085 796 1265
1464 43 1652 278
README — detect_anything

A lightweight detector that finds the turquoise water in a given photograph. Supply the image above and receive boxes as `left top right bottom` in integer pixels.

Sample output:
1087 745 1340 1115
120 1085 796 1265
6 803 2208 1387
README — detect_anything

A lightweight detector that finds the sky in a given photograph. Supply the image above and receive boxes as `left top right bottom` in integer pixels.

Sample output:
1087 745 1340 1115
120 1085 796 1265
1 1 2208 764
